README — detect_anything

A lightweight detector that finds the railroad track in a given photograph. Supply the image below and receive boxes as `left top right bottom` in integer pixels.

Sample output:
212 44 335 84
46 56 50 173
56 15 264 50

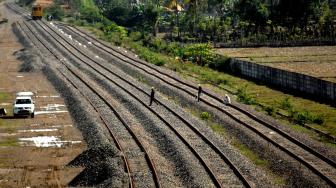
35 19 252 187
55 18 336 187
16 18 160 188
61 24 336 142
9 3 336 187
10 4 255 187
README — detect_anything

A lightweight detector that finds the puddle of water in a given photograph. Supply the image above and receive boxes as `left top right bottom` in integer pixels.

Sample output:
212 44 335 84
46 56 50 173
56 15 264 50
35 95 60 98
18 136 81 148
34 110 68 115
16 75 23 78
18 128 58 133
40 104 65 111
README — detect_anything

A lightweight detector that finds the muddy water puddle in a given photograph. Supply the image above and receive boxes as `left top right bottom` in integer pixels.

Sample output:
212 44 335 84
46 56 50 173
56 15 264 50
18 128 58 133
35 95 60 98
35 103 68 116
18 136 81 148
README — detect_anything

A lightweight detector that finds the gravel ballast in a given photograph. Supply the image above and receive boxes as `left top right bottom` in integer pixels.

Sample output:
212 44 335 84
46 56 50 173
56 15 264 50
14 20 128 187
57 23 335 187
12 8 334 187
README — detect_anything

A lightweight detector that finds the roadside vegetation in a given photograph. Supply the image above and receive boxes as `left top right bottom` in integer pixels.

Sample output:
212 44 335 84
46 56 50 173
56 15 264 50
17 0 336 143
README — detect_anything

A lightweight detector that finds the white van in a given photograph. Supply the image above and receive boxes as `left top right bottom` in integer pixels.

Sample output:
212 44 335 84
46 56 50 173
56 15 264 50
13 92 35 118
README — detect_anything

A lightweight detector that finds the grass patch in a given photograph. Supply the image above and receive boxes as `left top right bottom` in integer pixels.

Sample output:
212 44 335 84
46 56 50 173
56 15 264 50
0 138 18 147
232 139 269 167
210 123 227 137
0 92 9 101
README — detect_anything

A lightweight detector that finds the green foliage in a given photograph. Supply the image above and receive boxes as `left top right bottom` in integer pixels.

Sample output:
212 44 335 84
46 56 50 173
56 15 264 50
130 42 166 66
129 31 143 41
17 0 34 6
182 43 214 66
289 109 325 125
264 105 276 116
207 55 230 72
44 4 65 20
200 111 211 120
237 85 256 105
103 23 128 45
280 97 293 110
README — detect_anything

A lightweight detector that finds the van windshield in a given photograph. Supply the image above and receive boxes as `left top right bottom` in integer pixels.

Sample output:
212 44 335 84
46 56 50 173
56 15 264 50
16 99 32 104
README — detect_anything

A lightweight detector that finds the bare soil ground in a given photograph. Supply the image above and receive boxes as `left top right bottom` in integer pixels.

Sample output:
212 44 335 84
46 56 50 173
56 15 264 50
0 2 86 187
217 46 336 82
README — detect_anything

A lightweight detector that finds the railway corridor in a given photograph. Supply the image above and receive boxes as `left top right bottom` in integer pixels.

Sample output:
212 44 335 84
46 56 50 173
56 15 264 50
1 1 336 187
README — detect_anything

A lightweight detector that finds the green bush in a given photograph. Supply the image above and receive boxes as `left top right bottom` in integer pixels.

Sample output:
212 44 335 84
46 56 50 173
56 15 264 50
292 110 311 125
45 4 65 20
129 31 142 41
237 85 256 105
289 110 325 125
103 23 128 45
132 42 166 66
207 55 230 72
182 43 215 66
280 97 293 110
313 114 325 125
149 38 168 53
167 42 184 57
200 112 211 120
264 105 276 116
103 23 128 39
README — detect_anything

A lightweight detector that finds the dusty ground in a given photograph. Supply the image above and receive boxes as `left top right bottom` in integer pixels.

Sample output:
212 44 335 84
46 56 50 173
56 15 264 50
0 1 85 187
217 46 336 82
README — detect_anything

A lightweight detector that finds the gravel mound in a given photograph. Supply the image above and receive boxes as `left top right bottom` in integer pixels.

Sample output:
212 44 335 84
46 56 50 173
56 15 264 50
68 145 122 167
69 157 127 187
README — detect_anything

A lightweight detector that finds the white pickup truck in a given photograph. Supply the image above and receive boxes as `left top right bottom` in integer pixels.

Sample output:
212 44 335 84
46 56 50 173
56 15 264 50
13 92 35 118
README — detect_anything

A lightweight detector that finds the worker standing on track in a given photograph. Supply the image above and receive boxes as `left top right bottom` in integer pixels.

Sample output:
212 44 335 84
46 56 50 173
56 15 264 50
149 87 158 106
197 84 202 102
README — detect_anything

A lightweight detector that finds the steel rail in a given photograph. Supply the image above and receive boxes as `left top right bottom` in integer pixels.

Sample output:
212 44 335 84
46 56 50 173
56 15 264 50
58 23 336 186
41 16 256 187
12 3 336 186
32 18 225 188
65 23 336 146
20 20 162 188
30 15 254 187
59 21 336 185
63 23 336 154
17 20 135 188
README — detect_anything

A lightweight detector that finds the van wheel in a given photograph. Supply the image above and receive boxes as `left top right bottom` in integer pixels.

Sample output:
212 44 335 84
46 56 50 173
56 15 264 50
31 112 34 118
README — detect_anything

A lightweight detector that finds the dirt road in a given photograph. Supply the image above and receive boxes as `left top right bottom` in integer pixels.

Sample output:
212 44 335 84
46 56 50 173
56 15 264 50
0 1 85 187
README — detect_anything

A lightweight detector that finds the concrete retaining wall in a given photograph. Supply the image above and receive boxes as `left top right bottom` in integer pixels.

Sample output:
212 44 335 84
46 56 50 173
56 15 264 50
229 59 336 104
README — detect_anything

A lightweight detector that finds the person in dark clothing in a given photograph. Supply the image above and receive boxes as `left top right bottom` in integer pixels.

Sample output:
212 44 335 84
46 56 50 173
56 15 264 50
197 84 202 102
149 87 158 106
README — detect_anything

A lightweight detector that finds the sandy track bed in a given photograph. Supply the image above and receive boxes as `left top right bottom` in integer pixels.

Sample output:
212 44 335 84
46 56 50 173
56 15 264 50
0 1 86 187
